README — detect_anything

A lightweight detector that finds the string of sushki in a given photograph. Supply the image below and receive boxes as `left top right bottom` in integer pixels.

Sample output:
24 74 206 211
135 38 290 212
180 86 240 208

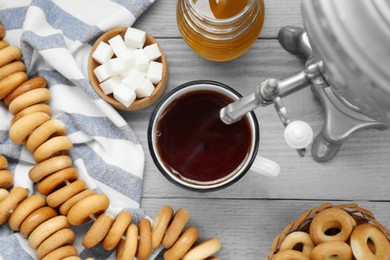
0 24 221 260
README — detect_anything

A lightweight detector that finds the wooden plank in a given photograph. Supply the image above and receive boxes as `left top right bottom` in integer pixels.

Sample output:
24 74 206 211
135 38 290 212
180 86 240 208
122 38 390 201
141 198 390 259
134 0 303 39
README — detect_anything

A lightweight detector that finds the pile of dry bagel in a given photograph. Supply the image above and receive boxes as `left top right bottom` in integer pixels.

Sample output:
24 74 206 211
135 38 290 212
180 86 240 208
271 207 390 259
0 24 221 260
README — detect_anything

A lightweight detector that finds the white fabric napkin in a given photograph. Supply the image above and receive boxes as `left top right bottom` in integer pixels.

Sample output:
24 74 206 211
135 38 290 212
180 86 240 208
0 0 156 258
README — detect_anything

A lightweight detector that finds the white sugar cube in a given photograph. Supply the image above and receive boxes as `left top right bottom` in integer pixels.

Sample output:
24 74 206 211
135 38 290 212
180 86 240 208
94 63 113 82
118 50 135 69
147 61 163 84
135 78 155 98
140 70 147 78
107 58 126 75
124 27 146 49
100 76 121 95
113 84 136 108
121 69 146 91
92 42 113 64
108 35 128 57
133 49 149 71
119 72 128 79
143 43 161 61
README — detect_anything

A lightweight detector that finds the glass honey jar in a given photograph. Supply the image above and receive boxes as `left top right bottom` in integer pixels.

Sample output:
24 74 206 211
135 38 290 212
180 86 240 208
176 0 265 62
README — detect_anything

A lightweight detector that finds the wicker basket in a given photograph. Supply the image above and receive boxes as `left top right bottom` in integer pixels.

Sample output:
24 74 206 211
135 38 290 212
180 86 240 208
266 203 390 259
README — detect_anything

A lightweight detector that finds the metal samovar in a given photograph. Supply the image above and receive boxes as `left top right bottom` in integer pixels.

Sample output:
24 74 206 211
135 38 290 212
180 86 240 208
220 0 390 162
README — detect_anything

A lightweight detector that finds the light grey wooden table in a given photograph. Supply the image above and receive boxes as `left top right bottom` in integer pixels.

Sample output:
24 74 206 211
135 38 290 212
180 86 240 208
123 0 390 258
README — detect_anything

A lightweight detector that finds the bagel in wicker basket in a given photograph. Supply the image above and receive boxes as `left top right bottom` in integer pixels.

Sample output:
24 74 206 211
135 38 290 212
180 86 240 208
266 203 390 259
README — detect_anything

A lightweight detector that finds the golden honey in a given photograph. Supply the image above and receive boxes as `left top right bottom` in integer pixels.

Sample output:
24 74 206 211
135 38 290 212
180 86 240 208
177 0 265 61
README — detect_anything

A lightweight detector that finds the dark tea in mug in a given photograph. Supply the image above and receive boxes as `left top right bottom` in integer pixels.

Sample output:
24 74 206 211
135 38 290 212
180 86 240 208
148 80 262 191
156 90 252 182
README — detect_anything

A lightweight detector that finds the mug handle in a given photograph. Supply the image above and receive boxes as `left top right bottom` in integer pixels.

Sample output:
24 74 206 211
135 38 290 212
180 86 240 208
251 155 280 177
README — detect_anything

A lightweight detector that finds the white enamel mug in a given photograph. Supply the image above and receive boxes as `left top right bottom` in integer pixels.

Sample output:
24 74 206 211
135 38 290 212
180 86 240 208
148 80 280 191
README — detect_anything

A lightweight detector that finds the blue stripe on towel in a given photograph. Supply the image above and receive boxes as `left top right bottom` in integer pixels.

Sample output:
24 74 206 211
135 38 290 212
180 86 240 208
22 31 67 50
0 136 23 164
120 125 141 145
35 70 76 87
73 78 101 100
21 32 67 69
123 207 146 223
31 0 103 43
79 242 114 260
70 145 143 203
0 130 9 143
0 232 33 260
58 113 137 142
0 7 29 30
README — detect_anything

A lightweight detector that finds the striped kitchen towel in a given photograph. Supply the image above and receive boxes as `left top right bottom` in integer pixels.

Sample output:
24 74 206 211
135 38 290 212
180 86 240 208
0 0 156 259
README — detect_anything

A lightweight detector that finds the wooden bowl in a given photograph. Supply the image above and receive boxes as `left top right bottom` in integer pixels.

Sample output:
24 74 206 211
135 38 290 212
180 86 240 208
88 27 168 111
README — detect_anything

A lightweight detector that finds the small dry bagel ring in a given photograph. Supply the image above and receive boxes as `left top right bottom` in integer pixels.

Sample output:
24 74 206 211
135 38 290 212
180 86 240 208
273 250 310 260
347 214 357 228
0 188 9 202
20 206 58 238
62 257 81 260
0 61 25 82
29 155 72 183
9 111 51 144
116 223 138 260
350 223 390 259
11 104 52 126
0 40 8 50
0 25 4 40
310 241 352 260
162 208 190 249
59 189 96 216
41 245 78 260
0 71 28 100
46 179 87 208
164 226 199 260
182 238 221 260
26 119 67 153
280 231 315 256
28 215 69 249
0 169 13 189
67 194 110 226
36 228 76 260
102 210 132 250
33 136 73 163
309 207 354 245
0 186 28 224
0 46 22 69
0 155 8 169
152 205 174 249
4 76 46 106
136 218 152 260
37 167 78 196
82 212 114 248
8 194 46 231
9 88 50 115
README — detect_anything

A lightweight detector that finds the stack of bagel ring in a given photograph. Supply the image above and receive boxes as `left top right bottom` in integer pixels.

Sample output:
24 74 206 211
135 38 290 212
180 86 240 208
272 207 390 260
0 24 221 260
